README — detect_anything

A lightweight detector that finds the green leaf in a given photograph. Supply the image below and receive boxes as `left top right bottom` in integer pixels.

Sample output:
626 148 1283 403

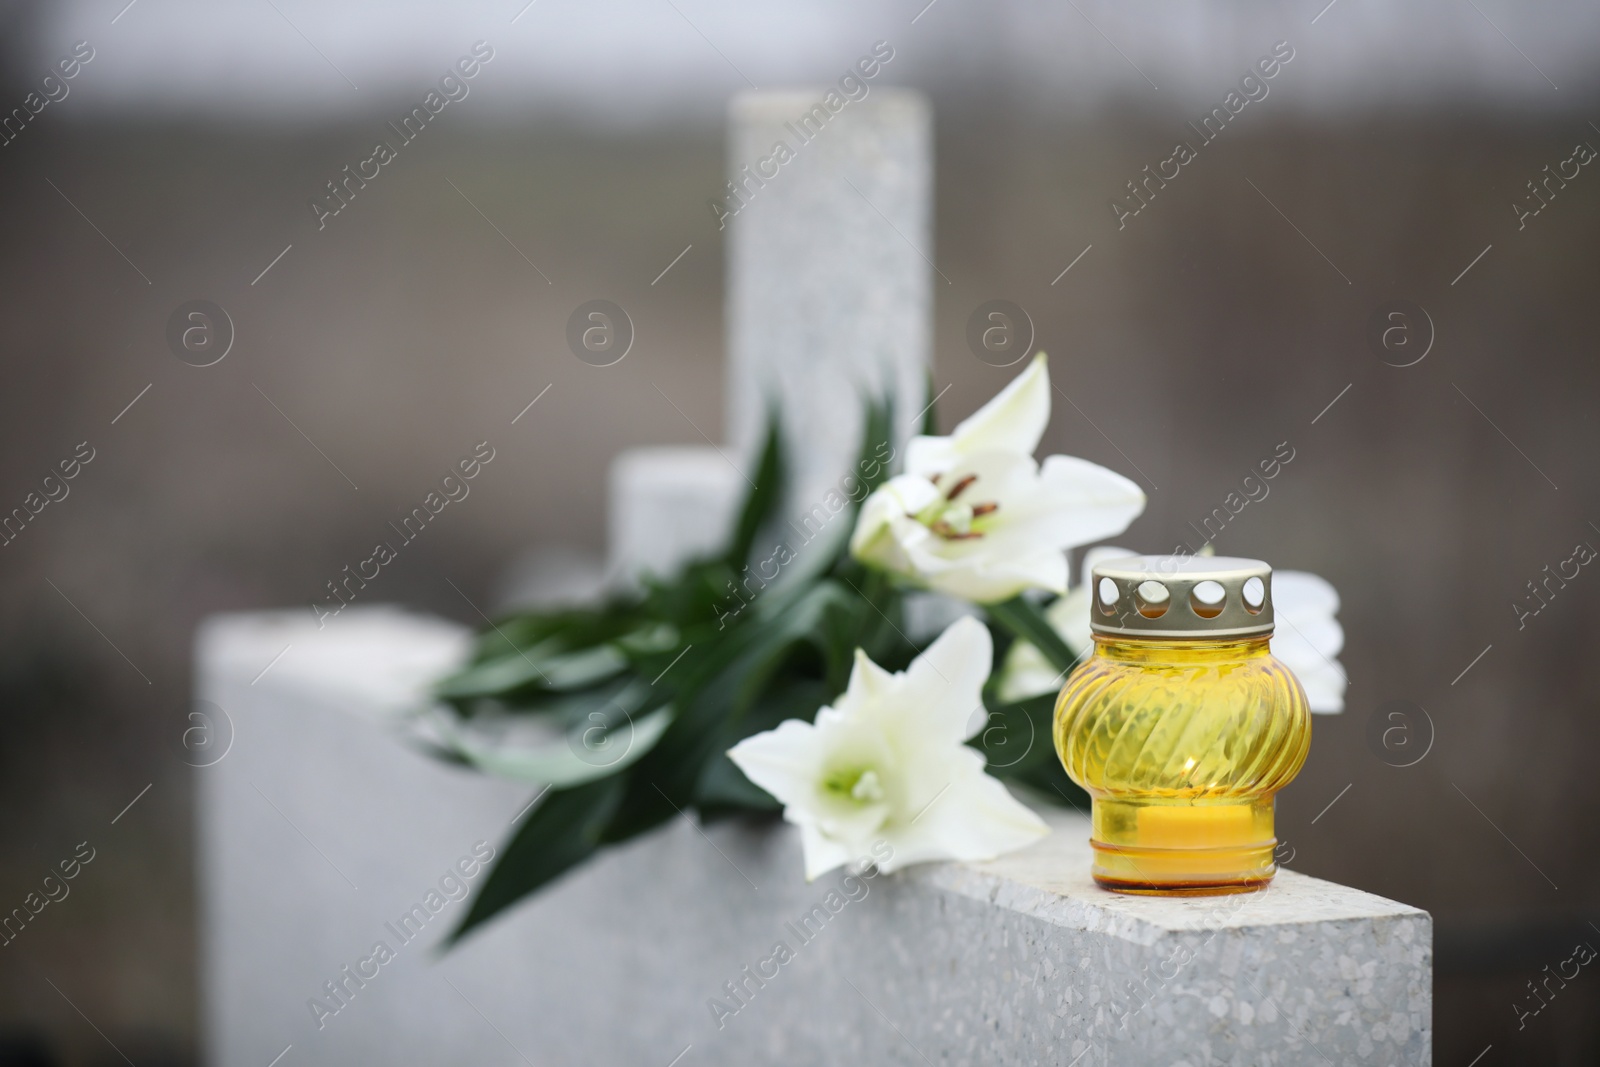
920 373 940 436
435 640 629 701
986 596 1081 676
449 775 627 944
536 644 631 688
758 400 896 607
972 693 1055 776
439 678 642 733
855 397 895 497
429 705 674 788
695 753 783 813
735 581 853 708
596 581 850 841
597 650 766 840
976 690 1090 811
725 411 785 570
464 602 643 663
615 622 680 657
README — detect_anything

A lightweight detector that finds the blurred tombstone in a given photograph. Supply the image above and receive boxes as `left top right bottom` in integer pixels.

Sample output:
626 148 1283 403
608 447 742 584
492 544 609 614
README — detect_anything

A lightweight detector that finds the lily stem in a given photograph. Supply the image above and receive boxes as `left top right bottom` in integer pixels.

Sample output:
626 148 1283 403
986 596 1082 676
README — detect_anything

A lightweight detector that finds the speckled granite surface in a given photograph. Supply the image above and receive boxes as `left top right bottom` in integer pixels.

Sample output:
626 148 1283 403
199 607 1430 1066
901 828 1431 1064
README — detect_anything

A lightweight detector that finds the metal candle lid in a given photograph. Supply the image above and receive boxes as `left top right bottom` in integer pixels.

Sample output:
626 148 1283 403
1089 555 1275 638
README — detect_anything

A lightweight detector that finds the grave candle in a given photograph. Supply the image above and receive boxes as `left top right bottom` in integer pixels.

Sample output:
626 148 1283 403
1054 556 1311 894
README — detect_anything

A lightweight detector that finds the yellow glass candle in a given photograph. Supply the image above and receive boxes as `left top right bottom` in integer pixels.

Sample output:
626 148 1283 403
1054 556 1311 895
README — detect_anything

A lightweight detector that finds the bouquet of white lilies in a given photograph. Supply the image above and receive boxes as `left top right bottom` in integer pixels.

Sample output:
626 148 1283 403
427 354 1345 941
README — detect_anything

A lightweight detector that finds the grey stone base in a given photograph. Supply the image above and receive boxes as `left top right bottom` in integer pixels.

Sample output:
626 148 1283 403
196 607 1430 1066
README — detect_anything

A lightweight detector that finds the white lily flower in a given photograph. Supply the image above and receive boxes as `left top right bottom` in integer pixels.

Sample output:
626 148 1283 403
1268 570 1345 713
727 616 1049 881
997 546 1347 713
849 353 1146 604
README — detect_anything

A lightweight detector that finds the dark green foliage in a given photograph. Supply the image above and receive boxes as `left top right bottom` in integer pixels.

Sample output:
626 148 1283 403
437 399 1086 944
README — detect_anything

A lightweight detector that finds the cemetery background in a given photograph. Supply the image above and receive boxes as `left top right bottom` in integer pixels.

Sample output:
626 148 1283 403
0 1 1598 1063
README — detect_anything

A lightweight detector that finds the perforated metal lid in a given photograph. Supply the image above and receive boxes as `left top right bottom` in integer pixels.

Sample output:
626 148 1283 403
1089 555 1274 638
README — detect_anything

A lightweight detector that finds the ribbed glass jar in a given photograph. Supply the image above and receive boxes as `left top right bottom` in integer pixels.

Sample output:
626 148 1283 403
1054 633 1311 894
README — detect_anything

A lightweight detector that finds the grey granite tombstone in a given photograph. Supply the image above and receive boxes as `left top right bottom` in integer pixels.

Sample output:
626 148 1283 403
723 88 932 523
197 607 1430 1066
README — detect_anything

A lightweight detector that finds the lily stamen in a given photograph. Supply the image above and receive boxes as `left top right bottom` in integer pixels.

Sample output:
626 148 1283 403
945 474 978 501
930 521 983 541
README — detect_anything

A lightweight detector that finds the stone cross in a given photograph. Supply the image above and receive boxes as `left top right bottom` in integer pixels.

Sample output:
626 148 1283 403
724 89 931 521
611 89 932 581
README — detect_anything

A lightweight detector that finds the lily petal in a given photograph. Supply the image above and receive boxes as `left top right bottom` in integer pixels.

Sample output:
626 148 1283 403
798 823 858 882
993 639 1061 705
843 647 899 710
726 719 823 810
1284 653 1346 714
906 352 1051 476
1273 571 1342 640
899 615 992 742
879 755 1049 871
848 473 939 573
1271 570 1346 713
919 550 1068 604
1023 456 1147 551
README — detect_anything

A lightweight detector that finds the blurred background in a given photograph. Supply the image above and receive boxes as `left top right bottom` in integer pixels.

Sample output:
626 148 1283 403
1 0 1597 1062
